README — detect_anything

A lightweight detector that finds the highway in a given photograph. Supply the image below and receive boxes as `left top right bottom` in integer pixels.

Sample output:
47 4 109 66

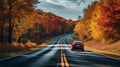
0 34 120 67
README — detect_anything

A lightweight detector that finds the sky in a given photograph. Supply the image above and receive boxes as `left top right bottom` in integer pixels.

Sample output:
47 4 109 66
37 0 96 20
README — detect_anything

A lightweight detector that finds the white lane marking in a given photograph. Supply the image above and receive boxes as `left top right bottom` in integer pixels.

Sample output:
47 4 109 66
28 44 60 67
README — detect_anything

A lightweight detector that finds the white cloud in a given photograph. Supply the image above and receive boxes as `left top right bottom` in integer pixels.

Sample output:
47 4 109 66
39 0 80 9
37 0 96 20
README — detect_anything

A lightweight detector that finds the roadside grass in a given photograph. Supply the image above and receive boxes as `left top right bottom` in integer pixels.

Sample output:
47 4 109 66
85 40 120 59
0 41 48 59
0 35 60 59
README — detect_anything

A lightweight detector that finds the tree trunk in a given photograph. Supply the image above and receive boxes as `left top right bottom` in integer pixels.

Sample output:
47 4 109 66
18 36 21 44
0 17 5 43
8 0 13 43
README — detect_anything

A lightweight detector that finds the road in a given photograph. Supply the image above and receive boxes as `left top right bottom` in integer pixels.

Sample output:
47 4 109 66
0 34 120 67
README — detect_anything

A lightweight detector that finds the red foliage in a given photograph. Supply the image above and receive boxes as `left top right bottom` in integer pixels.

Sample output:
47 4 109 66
32 11 74 36
100 1 120 32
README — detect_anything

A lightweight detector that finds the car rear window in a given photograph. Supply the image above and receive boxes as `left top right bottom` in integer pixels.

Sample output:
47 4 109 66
73 41 82 45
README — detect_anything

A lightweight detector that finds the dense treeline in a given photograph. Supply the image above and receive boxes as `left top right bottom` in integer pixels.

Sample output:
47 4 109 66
28 11 74 44
74 0 120 43
0 0 74 44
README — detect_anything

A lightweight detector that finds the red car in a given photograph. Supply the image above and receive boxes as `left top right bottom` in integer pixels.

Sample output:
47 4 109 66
71 41 84 51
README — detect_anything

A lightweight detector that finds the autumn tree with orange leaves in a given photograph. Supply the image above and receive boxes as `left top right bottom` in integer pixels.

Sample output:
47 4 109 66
74 0 120 43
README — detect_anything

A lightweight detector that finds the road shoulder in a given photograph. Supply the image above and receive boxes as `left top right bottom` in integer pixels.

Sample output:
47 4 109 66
84 40 120 60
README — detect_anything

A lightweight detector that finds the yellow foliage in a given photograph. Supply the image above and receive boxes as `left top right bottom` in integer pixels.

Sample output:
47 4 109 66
13 15 34 41
74 0 120 43
74 1 107 42
74 19 91 40
90 2 102 40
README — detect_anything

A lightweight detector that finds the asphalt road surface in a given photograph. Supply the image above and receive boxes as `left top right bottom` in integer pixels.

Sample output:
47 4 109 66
0 34 120 67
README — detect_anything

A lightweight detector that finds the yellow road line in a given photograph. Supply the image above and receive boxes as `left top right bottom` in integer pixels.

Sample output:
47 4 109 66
63 54 70 67
61 51 64 67
60 43 70 67
61 43 64 67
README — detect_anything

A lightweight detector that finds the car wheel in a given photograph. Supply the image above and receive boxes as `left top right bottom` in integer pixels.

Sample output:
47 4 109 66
82 49 84 51
71 49 74 51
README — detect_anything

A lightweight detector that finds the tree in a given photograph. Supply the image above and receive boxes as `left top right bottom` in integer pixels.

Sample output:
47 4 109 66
100 0 120 41
0 0 39 43
0 0 7 43
77 15 81 20
74 0 120 43
89 1 105 42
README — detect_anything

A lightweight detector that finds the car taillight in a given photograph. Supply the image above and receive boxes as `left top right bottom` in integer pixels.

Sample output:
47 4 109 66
80 44 84 48
72 44 74 45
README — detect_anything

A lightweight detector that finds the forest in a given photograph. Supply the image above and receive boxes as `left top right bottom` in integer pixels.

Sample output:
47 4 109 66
74 0 120 43
0 0 75 50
